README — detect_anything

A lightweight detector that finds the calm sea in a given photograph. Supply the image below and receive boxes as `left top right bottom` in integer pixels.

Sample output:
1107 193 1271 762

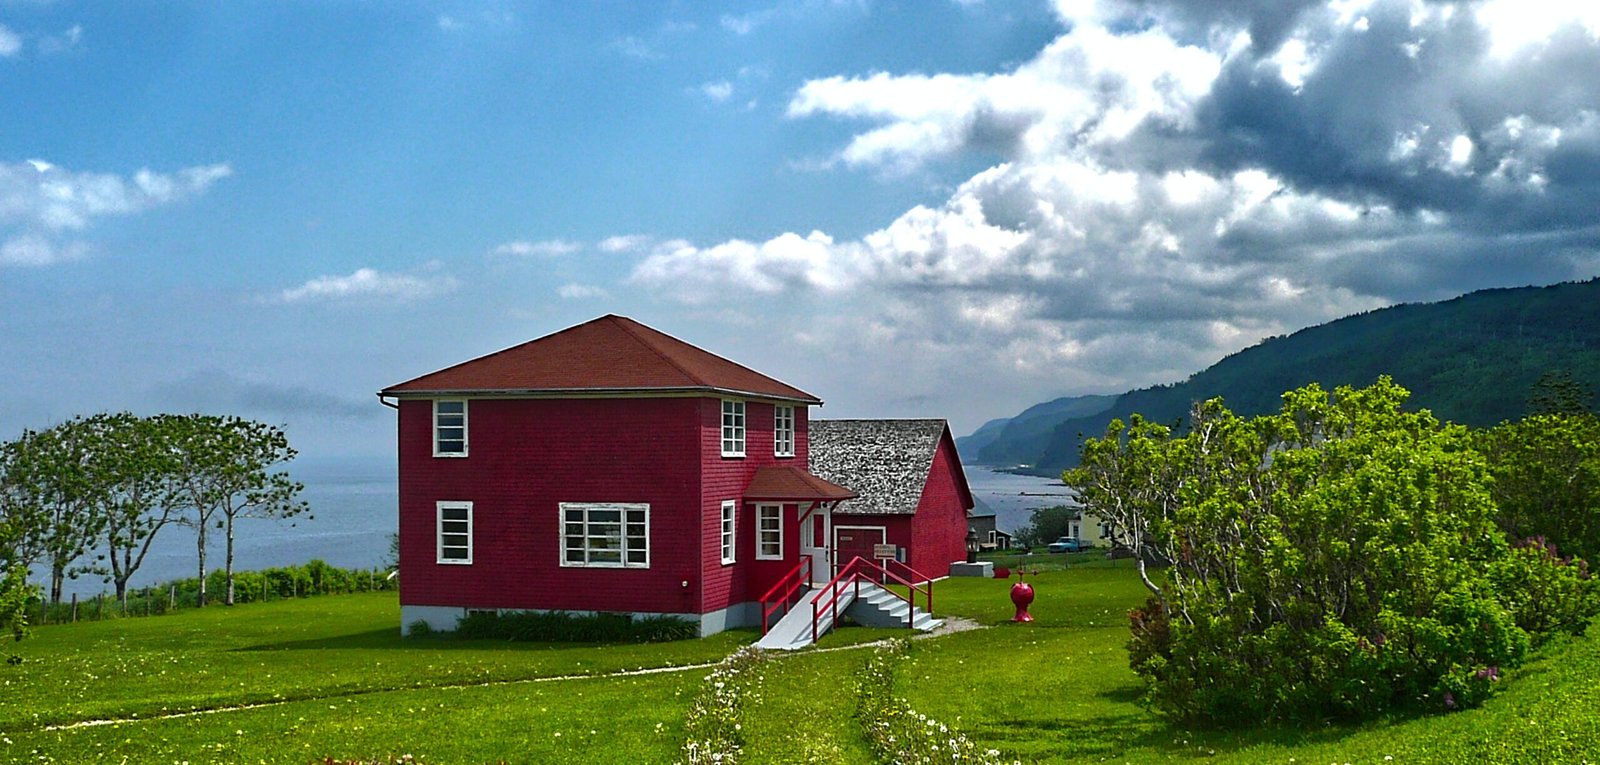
52 459 1064 599
55 456 398 600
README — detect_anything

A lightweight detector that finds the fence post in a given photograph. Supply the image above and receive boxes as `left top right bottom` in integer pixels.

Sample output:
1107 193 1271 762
95 593 103 620
71 593 78 623
169 585 176 611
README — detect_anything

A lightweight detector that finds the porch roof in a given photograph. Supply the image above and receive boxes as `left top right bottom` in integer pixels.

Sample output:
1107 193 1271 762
743 466 858 503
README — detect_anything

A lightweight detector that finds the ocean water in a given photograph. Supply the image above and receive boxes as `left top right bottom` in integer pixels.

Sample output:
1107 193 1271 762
962 465 1075 536
55 455 397 600
49 459 1059 599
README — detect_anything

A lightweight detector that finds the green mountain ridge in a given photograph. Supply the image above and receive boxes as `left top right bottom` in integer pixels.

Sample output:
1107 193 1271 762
963 278 1600 474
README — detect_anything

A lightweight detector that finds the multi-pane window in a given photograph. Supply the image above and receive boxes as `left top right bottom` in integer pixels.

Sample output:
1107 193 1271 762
437 501 472 564
773 406 795 458
561 503 649 568
434 400 468 456
757 504 782 560
720 500 737 564
721 400 745 457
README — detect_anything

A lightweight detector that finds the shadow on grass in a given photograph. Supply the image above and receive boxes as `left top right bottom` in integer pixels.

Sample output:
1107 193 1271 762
234 627 724 653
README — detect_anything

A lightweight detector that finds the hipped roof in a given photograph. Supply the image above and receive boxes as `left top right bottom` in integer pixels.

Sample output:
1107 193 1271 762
381 314 821 403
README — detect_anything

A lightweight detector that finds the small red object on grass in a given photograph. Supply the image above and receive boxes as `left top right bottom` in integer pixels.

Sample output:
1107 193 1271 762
1009 570 1035 623
993 566 1011 579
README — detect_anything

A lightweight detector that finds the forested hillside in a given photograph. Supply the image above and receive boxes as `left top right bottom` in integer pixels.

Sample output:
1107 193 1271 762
968 278 1600 473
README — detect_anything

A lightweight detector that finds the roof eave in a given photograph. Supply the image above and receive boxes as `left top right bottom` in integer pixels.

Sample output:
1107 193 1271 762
378 385 823 405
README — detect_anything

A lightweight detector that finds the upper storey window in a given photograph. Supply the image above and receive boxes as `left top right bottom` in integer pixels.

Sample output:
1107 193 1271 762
721 399 745 457
434 399 468 457
773 405 795 458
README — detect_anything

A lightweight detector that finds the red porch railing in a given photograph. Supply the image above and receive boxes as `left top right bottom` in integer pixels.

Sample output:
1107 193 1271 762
758 557 813 635
811 556 934 642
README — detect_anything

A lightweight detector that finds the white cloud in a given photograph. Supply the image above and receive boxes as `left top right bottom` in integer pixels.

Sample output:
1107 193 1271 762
492 239 580 257
786 24 1221 171
0 25 20 57
557 283 610 300
38 24 82 55
598 234 653 253
700 80 734 102
0 234 87 266
0 160 231 268
437 15 465 32
275 267 459 304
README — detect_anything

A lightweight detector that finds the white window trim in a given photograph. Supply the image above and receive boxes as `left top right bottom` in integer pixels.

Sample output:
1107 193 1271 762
559 502 651 569
433 399 469 458
721 399 745 458
756 503 783 560
773 405 795 458
720 500 737 565
436 501 473 564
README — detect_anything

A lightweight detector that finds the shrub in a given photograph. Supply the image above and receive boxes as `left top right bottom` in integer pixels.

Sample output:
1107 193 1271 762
1072 378 1531 723
1491 537 1600 644
454 610 696 643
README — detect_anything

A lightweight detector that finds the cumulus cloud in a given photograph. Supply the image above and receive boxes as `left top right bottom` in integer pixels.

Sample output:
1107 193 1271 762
598 234 653 253
492 239 581 257
557 283 610 300
274 267 459 304
631 0 1600 420
0 159 231 267
0 25 19 57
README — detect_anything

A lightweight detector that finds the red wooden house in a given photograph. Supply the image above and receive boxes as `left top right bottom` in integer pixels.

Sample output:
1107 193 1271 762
379 315 973 637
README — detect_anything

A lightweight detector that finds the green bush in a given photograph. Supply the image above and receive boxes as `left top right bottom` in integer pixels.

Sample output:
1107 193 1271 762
1491 537 1600 644
1076 379 1532 723
453 610 697 643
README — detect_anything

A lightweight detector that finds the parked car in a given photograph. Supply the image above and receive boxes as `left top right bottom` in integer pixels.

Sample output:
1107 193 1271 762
1046 537 1095 553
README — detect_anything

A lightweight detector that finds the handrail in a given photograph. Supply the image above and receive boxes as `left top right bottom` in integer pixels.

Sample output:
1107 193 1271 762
810 556 936 641
883 558 934 616
759 557 813 635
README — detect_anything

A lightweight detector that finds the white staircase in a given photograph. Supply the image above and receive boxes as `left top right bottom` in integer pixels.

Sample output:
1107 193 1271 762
755 581 941 651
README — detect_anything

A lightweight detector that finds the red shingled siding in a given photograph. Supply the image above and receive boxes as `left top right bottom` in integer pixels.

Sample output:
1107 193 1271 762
699 399 812 613
907 432 972 579
398 397 704 615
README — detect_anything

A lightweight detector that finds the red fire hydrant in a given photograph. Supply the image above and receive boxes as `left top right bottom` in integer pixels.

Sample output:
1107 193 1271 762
1009 572 1035 623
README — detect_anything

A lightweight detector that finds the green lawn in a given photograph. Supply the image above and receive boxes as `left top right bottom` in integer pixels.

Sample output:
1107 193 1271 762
3 567 1597 763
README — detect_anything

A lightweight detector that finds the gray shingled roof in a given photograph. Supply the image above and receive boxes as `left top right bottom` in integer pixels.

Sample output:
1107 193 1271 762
809 419 948 515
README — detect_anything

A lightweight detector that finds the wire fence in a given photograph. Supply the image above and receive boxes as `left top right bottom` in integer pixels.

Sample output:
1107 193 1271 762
26 560 397 625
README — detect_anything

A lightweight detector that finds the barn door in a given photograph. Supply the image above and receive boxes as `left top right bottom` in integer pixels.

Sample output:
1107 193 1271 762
833 525 886 578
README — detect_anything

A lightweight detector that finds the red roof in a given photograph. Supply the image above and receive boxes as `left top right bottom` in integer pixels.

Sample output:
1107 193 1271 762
743 466 858 502
381 315 822 403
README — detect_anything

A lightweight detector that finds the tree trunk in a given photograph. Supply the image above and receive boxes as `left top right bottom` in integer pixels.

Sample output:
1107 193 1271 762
225 513 236 606
196 525 208 608
50 561 64 604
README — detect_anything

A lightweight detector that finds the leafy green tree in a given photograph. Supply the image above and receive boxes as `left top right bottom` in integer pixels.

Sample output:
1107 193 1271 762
168 415 307 606
1526 370 1595 417
1477 413 1600 562
82 413 185 607
1068 378 1529 722
0 516 35 648
2 419 104 603
1013 505 1082 548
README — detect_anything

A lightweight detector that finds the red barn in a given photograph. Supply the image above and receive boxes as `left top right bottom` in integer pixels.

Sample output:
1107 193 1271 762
379 315 974 638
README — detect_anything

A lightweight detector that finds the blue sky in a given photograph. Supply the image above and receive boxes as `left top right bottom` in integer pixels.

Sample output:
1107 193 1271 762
4 0 1599 461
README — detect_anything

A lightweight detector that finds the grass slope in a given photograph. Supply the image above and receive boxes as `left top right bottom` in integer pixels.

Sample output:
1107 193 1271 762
3 565 1596 763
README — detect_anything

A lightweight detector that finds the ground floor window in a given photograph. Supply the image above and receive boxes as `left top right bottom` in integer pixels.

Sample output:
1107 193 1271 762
757 503 782 559
561 502 650 568
437 501 473 564
720 500 736 564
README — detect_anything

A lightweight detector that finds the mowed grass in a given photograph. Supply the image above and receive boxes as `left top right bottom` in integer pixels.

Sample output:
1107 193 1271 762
4 566 1599 763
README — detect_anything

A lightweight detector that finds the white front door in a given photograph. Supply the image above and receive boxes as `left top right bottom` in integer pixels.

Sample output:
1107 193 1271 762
799 506 831 585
